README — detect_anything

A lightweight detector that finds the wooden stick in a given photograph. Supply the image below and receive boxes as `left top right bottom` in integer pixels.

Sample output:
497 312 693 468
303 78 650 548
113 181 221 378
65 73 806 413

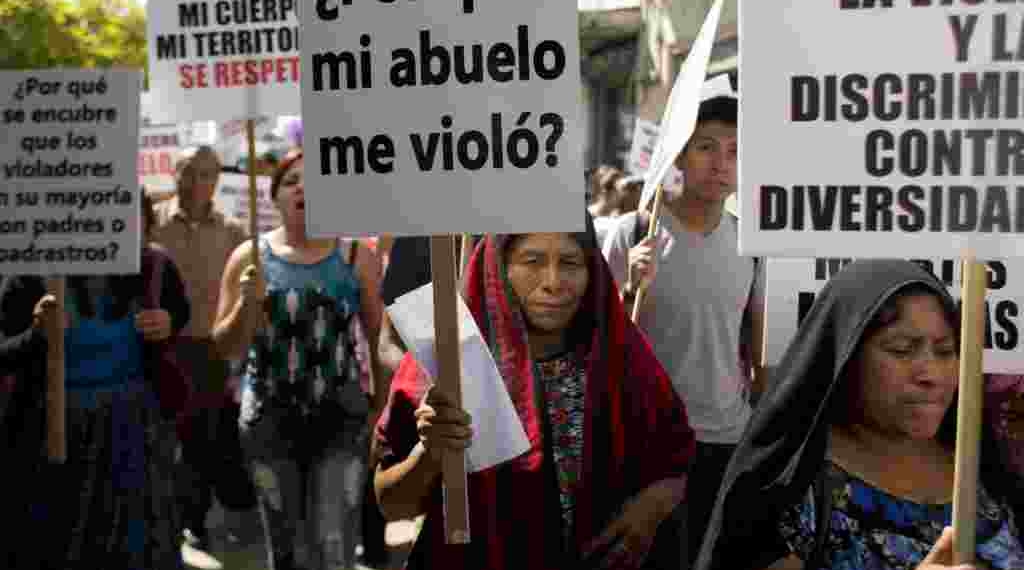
45 276 66 463
245 119 260 268
631 184 665 323
378 234 395 271
953 258 987 564
429 235 471 544
459 234 474 278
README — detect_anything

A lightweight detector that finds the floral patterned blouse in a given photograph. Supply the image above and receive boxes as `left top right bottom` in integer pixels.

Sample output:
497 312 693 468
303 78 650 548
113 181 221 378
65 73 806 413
779 462 1024 570
535 352 587 550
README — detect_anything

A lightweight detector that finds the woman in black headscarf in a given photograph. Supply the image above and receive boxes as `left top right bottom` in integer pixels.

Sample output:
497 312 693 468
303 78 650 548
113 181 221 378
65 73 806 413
695 259 1024 570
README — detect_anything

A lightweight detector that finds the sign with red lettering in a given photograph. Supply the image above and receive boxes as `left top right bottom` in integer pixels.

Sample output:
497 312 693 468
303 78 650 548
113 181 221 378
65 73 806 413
138 125 182 193
740 2 1024 259
627 118 658 175
213 173 280 234
146 0 300 123
215 116 276 169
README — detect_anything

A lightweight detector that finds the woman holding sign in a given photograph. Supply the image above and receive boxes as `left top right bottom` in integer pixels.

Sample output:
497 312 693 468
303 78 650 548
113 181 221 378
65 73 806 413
213 151 384 570
695 260 1024 570
373 214 695 569
0 197 191 570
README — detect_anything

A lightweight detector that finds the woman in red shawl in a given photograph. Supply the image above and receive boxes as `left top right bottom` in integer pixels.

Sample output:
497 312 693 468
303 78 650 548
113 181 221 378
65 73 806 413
373 215 695 569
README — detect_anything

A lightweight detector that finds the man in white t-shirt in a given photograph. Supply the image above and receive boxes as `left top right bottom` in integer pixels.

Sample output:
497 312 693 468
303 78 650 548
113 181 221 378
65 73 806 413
603 93 766 561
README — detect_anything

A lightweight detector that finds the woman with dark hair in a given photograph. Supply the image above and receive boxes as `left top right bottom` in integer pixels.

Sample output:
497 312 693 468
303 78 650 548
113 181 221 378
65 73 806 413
695 260 1024 570
213 151 384 570
0 194 190 569
373 215 695 569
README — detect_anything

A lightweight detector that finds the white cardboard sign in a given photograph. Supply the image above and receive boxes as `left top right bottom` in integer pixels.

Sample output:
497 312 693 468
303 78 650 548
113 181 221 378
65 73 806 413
387 283 531 473
740 3 1024 259
215 116 276 169
300 0 584 237
146 0 301 123
627 118 659 175
213 173 281 235
0 69 141 275
766 258 1024 373
138 124 182 194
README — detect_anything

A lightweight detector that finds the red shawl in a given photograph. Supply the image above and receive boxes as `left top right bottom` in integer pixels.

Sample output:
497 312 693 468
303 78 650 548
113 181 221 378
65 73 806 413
375 233 695 570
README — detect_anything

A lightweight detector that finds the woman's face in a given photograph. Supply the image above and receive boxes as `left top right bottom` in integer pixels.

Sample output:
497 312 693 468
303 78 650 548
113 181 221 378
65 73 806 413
275 158 305 225
851 294 959 441
505 233 589 336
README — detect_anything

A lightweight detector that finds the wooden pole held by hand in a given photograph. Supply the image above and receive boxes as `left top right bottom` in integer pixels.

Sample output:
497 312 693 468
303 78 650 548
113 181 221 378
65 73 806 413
429 235 471 544
45 277 66 463
952 259 987 564
631 184 665 323
245 119 260 269
459 234 474 279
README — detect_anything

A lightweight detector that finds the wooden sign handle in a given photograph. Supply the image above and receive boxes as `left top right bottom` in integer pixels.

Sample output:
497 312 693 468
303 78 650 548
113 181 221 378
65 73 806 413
952 259 987 564
631 184 665 323
429 235 471 544
459 234 474 279
45 276 66 463
245 119 260 269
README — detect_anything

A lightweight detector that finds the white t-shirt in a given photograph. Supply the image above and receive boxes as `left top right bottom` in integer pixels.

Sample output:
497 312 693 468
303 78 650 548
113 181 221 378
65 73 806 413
593 216 622 255
604 211 764 444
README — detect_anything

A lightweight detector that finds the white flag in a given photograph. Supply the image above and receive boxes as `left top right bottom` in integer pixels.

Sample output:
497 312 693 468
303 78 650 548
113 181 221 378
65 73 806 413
638 0 725 214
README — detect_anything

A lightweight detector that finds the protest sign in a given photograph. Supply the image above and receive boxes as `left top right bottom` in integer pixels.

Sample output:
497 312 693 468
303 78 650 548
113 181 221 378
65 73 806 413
627 118 659 174
215 116 277 168
765 257 1024 373
0 69 141 275
146 0 301 123
741 2 1024 259
625 119 684 187
214 173 280 234
300 0 584 237
139 124 182 194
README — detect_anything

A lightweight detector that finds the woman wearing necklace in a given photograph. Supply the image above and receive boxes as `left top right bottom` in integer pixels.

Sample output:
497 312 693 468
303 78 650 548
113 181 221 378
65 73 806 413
695 260 1024 570
213 151 384 570
373 214 696 570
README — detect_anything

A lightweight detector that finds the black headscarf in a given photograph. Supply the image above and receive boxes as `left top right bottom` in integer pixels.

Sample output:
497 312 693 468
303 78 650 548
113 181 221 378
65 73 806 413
695 259 1021 570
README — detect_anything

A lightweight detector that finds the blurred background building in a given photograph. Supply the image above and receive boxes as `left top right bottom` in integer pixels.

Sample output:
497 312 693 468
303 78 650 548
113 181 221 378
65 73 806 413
579 0 737 171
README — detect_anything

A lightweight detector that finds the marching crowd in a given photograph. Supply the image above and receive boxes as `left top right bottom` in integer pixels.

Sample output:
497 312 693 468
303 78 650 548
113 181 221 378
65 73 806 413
3 88 1024 570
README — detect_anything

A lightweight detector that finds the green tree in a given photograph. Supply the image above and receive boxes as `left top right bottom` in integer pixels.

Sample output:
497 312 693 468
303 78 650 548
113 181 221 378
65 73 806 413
0 0 147 71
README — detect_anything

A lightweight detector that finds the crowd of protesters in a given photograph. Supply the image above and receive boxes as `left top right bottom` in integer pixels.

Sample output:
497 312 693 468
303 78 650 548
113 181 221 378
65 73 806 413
2 85 1024 570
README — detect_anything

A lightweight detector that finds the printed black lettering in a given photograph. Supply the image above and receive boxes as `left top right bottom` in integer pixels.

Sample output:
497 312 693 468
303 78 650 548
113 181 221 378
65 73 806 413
948 186 978 232
988 261 1007 290
995 300 1019 350
760 186 788 230
319 136 368 175
897 185 926 232
865 186 893 231
808 186 839 231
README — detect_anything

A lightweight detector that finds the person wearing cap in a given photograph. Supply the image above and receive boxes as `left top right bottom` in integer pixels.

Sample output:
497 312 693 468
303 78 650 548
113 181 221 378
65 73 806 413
151 145 250 561
603 86 766 562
